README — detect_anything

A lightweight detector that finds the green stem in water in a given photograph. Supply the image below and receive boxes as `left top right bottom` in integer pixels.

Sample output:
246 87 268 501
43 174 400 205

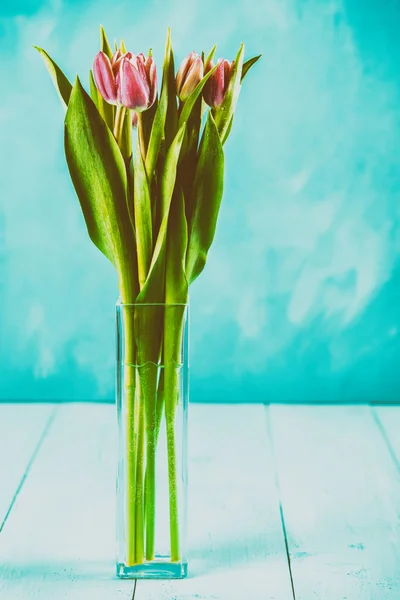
139 363 158 561
165 371 180 562
162 305 186 562
155 369 165 443
163 317 184 560
135 384 145 563
122 307 137 566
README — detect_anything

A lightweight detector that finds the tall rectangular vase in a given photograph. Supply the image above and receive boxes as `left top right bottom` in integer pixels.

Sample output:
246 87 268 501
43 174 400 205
116 301 189 579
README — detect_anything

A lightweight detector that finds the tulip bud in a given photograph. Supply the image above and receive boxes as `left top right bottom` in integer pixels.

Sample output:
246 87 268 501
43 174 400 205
203 58 234 109
132 112 138 128
116 53 157 112
176 52 204 102
111 49 123 74
93 51 118 105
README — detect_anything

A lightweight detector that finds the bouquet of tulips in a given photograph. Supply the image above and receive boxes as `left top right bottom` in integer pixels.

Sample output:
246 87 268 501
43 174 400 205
35 26 259 569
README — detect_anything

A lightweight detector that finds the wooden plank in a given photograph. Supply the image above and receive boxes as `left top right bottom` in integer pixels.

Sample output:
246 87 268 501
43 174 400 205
373 406 400 471
270 405 400 599
136 404 294 600
0 403 133 600
0 403 55 528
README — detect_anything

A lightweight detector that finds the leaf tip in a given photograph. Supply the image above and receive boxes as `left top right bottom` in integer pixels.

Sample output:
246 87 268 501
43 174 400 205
166 27 173 50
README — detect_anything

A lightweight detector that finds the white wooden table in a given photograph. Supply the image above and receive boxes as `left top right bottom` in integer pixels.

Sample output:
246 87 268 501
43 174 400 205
0 404 399 599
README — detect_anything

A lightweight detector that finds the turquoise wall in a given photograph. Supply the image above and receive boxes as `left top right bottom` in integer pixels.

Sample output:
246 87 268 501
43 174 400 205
1 0 400 402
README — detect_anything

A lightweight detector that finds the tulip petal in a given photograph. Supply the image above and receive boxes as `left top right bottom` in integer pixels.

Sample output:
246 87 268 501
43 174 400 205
203 58 227 108
223 59 233 95
112 49 122 64
136 56 151 95
147 57 157 107
118 58 149 111
179 56 203 101
176 52 194 94
93 51 117 105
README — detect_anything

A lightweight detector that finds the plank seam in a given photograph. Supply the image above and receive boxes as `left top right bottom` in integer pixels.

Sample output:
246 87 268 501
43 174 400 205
264 405 296 600
371 406 400 474
0 405 59 534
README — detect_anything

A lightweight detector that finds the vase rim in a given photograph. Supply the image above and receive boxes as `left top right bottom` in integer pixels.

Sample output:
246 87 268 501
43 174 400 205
116 299 189 307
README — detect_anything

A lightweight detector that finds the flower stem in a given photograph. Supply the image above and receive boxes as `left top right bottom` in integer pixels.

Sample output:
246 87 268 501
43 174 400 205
139 363 158 561
113 105 127 147
134 387 145 563
136 113 147 161
145 427 156 559
163 306 186 562
155 369 165 443
123 308 137 566
167 431 179 562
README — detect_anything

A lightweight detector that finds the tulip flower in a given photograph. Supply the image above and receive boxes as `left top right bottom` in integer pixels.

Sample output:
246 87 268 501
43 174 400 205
176 52 204 102
117 53 157 112
132 111 138 128
93 50 157 112
93 51 119 104
203 58 234 109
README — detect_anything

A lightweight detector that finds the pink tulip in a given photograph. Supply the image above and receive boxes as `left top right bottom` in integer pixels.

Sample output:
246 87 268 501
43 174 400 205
93 50 157 112
203 58 234 109
132 111 138 128
176 52 204 101
117 53 157 112
93 51 118 105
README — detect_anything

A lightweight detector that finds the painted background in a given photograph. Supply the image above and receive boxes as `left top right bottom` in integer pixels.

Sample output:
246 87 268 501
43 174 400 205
1 0 399 402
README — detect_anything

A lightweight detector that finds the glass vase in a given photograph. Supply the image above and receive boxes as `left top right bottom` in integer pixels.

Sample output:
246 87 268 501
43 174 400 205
116 301 189 579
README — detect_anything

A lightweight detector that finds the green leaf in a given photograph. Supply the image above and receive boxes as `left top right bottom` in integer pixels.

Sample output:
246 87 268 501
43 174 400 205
101 97 116 131
64 77 137 298
140 96 158 157
178 63 218 128
163 28 178 147
145 92 167 180
89 69 100 110
127 155 135 221
221 114 234 145
100 25 113 59
88 67 115 130
120 39 127 54
204 44 216 66
241 54 262 82
137 123 186 303
165 186 188 303
34 46 72 109
163 187 188 383
179 97 202 222
160 124 187 220
144 29 179 179
214 43 245 141
134 140 153 289
186 112 224 284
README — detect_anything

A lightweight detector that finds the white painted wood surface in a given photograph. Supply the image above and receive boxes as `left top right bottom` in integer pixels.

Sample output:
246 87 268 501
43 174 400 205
136 405 293 600
0 404 55 528
2 403 400 599
374 406 400 469
269 405 400 600
0 404 134 600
